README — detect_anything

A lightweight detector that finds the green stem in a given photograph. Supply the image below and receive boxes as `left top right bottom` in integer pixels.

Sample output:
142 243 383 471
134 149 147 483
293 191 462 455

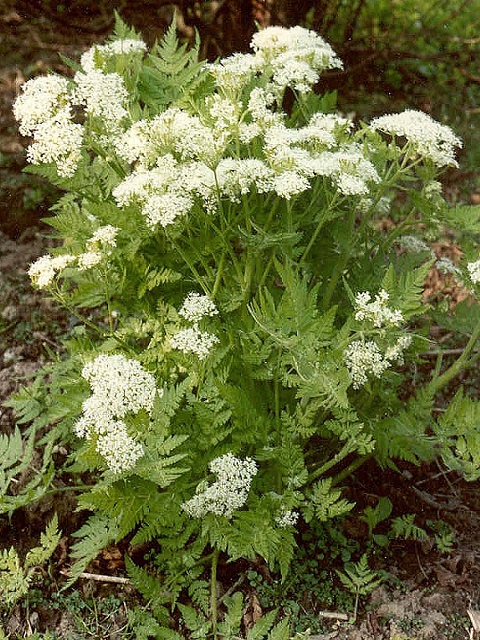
211 548 220 640
301 191 340 264
332 454 373 486
428 318 480 394
42 484 96 497
306 440 355 485
212 251 226 300
321 207 356 311
169 236 210 296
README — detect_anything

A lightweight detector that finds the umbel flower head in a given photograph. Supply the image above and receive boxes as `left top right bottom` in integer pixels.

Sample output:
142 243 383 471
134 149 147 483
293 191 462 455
182 453 258 518
170 293 220 359
75 354 160 473
370 109 462 168
354 290 404 328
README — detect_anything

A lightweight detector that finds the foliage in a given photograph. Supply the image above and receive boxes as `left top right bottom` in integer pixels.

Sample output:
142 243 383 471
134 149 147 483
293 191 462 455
6 13 480 638
0 515 61 607
336 553 383 623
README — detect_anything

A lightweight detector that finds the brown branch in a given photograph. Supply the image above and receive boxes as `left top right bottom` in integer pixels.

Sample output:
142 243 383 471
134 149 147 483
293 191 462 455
79 571 130 584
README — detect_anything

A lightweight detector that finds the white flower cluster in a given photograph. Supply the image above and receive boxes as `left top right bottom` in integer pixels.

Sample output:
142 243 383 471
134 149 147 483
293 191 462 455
275 509 299 529
28 225 119 286
108 27 379 222
115 107 227 168
28 253 76 289
370 110 462 168
13 75 71 136
78 224 119 271
210 25 341 98
344 335 412 389
354 290 404 328
435 257 461 277
467 259 480 284
112 157 216 228
182 453 258 518
170 327 219 360
80 38 147 72
13 75 84 178
73 69 129 129
396 235 434 256
171 293 219 360
344 288 412 388
13 37 144 176
178 292 219 323
75 354 159 473
252 26 342 95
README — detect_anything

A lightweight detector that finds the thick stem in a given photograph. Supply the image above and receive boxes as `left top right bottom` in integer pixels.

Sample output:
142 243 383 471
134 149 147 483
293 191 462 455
210 548 220 640
321 207 356 311
332 454 373 486
428 318 480 394
306 440 356 485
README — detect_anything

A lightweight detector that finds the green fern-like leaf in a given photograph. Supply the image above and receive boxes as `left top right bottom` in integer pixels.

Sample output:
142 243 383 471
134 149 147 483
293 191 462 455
24 514 61 569
336 553 382 596
188 579 210 617
125 556 170 612
177 603 210 638
267 617 291 640
135 433 189 487
151 377 193 432
209 510 296 579
373 387 436 464
78 476 163 539
138 16 206 113
434 388 480 481
67 514 120 585
0 547 30 606
391 514 427 541
217 592 244 638
381 262 432 320
246 609 278 640
307 477 354 522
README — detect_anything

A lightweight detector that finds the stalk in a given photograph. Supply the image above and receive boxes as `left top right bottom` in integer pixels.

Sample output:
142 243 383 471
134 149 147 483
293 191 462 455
306 440 356 485
428 318 480 394
210 548 220 640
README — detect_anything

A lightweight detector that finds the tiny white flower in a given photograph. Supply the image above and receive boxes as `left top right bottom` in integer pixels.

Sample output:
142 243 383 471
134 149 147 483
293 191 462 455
96 420 144 474
73 69 129 127
77 251 102 270
81 354 158 418
28 253 76 289
370 110 462 168
396 235 434 255
343 340 389 389
13 75 71 136
26 109 83 177
80 39 147 72
182 453 258 518
170 326 219 360
436 257 461 277
467 259 480 284
354 290 404 328
384 335 412 364
275 509 299 528
76 354 160 473
143 191 194 228
86 225 119 251
272 170 310 199
178 292 218 323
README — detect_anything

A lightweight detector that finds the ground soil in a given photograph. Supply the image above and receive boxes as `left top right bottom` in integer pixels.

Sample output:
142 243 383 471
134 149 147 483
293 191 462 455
1 3 480 639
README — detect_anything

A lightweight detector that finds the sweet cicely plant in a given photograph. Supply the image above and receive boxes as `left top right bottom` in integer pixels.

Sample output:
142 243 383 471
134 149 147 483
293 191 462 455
7 15 480 637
